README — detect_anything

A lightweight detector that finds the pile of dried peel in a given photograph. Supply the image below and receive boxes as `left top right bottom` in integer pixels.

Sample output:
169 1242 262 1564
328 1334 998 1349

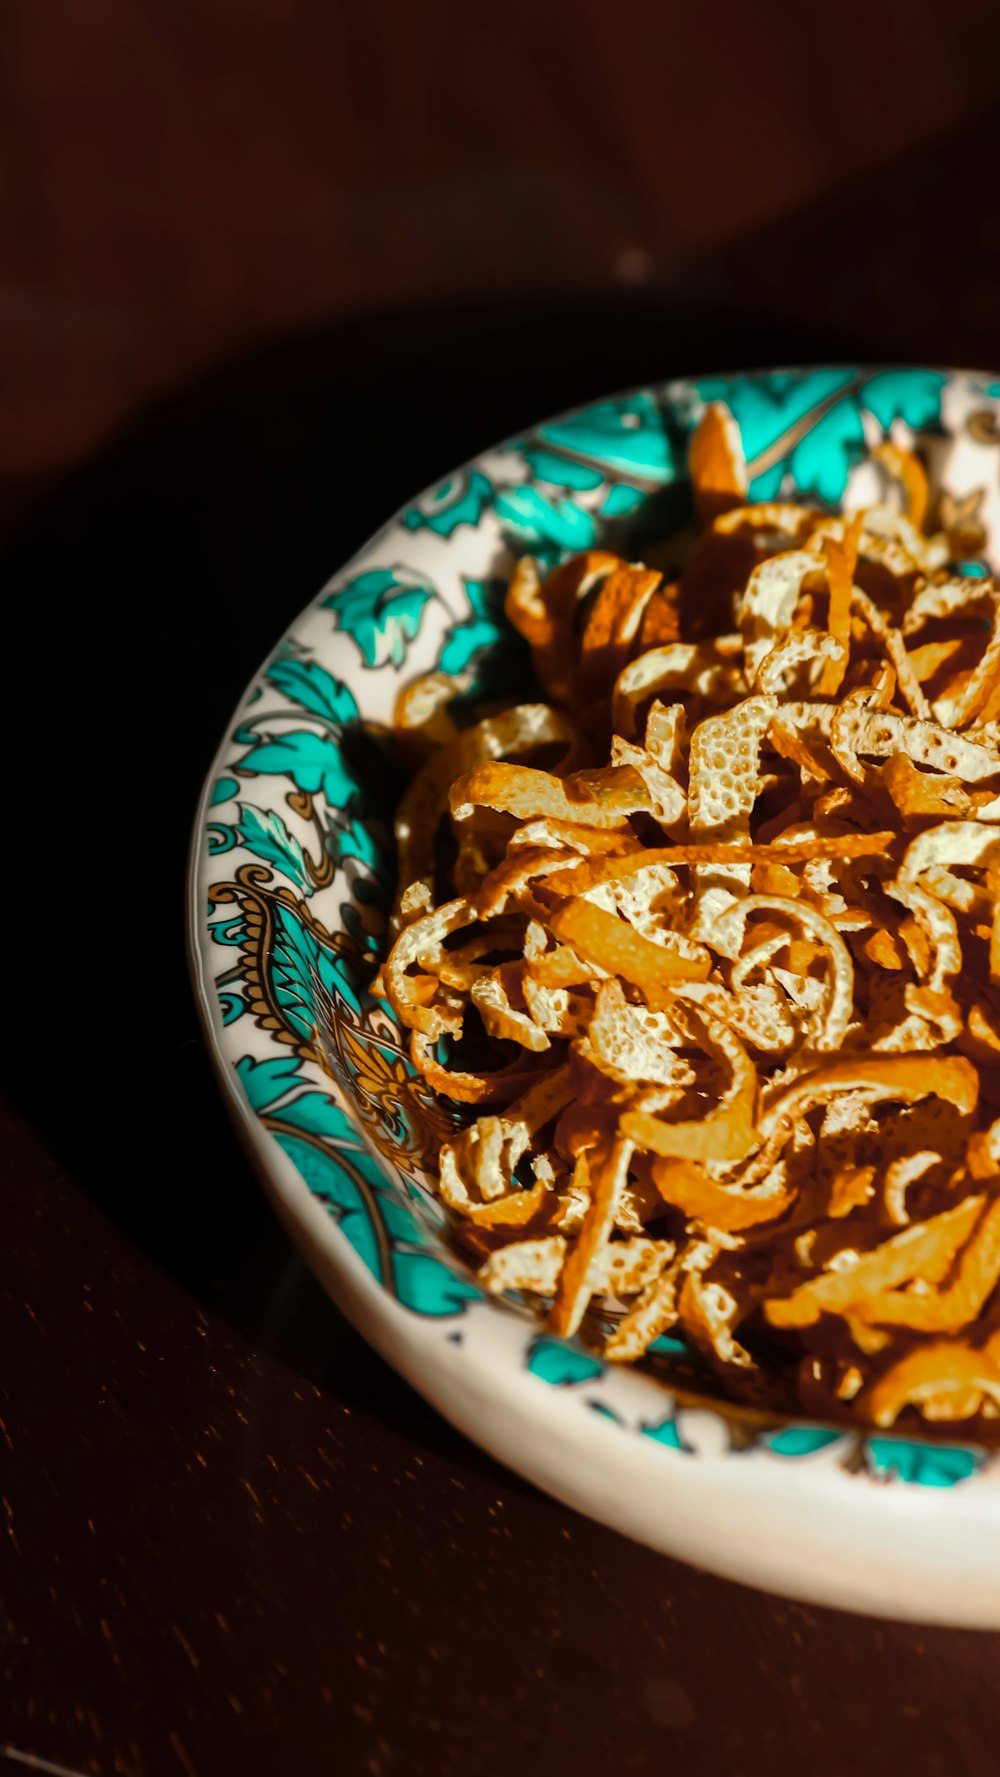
376 406 1000 1432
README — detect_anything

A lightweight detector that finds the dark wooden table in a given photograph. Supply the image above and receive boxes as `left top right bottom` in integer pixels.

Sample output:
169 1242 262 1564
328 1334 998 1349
5 293 1000 1777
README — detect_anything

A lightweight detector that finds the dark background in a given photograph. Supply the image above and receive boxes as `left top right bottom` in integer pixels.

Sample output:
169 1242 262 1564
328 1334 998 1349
4 7 1000 1775
4 0 1000 495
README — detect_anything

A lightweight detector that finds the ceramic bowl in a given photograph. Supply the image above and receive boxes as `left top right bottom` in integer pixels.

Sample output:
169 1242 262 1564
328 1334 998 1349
189 366 1000 1624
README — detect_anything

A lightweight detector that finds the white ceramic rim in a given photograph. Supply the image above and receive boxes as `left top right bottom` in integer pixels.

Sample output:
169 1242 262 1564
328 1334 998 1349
187 366 1000 1626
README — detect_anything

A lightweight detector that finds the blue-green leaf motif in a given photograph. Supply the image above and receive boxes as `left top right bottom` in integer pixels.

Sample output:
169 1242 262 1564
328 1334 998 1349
272 1089 370 1149
601 483 645 517
402 468 494 537
866 1437 980 1487
647 1333 691 1357
522 449 604 492
236 1049 474 1311
270 900 363 1039
796 369 945 504
236 804 308 889
641 1416 685 1450
696 369 853 456
768 1426 843 1458
236 1052 304 1112
392 1251 480 1316
692 367 948 507
538 393 674 480
324 567 437 669
207 822 238 855
439 577 509 678
788 370 947 506
273 1132 386 1283
236 728 359 809
217 989 244 1026
527 1337 603 1385
266 657 359 725
327 814 393 890
207 911 245 946
375 1190 427 1248
494 486 598 553
789 400 867 505
211 775 239 806
695 369 858 503
860 369 947 432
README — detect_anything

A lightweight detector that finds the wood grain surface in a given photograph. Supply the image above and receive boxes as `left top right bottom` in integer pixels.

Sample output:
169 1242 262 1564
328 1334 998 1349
5 1101 1000 1777
3 286 1000 1776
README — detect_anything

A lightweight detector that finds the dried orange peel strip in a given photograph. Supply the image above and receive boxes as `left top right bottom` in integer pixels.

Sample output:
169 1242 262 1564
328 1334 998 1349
410 1030 545 1106
871 440 930 534
384 897 476 1037
539 831 897 902
711 893 855 1053
651 1156 796 1233
548 898 711 992
688 402 748 526
621 1014 759 1164
611 641 738 736
505 551 620 703
765 1195 985 1328
850 1196 1000 1331
605 1241 718 1361
861 1342 1000 1427
548 1138 634 1337
450 761 652 829
758 1055 979 1145
817 512 862 695
579 562 663 702
391 702 577 929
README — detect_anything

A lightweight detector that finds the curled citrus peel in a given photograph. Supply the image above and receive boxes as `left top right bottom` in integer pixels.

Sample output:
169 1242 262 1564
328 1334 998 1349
688 401 747 526
379 412 1000 1436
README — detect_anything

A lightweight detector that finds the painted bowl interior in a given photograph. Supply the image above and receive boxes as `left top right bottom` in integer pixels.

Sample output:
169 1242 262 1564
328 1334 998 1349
190 367 1000 1621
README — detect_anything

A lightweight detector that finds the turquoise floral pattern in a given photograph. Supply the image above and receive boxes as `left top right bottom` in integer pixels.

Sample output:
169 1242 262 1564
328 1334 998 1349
402 467 494 538
235 805 308 890
691 368 947 504
527 1337 604 1387
491 391 681 566
323 566 438 669
437 576 530 700
493 484 599 557
866 1438 982 1488
536 391 676 481
768 1426 844 1458
438 577 508 674
641 1416 686 1451
193 367 1000 1500
265 655 361 724
235 1051 476 1315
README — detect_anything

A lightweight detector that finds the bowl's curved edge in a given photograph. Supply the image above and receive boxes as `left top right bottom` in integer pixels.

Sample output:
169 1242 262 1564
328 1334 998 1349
187 871 1000 1626
186 363 1000 1625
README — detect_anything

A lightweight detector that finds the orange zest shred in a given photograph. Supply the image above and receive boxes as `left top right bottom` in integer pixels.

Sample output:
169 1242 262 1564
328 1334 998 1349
818 512 863 694
548 1139 633 1336
688 402 748 526
871 440 930 534
548 898 711 991
651 1157 796 1232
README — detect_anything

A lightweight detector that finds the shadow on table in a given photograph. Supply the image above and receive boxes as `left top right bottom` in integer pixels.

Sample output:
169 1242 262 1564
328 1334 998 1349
2 291 881 1388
